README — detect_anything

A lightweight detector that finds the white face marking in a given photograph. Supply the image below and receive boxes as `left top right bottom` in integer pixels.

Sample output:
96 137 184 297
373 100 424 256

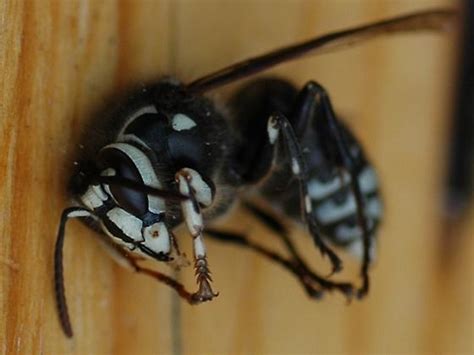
102 143 165 214
315 195 357 224
308 172 350 200
106 207 144 242
117 105 158 139
100 221 136 251
80 185 108 210
291 158 301 175
93 184 108 201
267 117 279 144
142 222 171 254
67 209 92 218
304 195 312 213
171 113 197 131
177 174 204 236
180 168 213 207
193 235 206 258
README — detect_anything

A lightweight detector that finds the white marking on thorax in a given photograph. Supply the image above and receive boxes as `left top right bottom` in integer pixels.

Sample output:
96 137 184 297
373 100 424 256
80 185 108 210
171 113 197 131
142 222 171 254
106 207 143 242
103 143 165 214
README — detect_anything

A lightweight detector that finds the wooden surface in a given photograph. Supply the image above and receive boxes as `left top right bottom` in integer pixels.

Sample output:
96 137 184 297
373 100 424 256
1 0 472 354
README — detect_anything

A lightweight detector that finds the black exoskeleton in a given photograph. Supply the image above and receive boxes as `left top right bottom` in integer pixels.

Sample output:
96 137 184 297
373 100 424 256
53 9 455 338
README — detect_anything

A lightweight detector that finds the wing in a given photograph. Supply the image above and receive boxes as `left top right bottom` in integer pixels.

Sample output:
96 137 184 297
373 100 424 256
186 9 456 93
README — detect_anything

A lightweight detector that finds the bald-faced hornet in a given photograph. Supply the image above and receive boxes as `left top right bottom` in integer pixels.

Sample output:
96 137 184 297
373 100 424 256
54 9 455 337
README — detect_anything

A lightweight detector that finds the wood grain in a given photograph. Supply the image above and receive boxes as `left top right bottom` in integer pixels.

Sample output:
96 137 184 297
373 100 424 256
1 1 471 354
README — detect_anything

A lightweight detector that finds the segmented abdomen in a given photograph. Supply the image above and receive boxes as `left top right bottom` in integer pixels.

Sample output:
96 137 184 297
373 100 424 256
264 124 383 260
307 161 382 258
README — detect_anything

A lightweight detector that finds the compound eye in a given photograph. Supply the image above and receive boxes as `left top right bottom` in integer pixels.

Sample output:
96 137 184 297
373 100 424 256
99 147 148 217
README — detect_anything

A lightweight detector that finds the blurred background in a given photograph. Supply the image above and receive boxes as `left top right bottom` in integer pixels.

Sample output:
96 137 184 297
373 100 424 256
0 0 472 354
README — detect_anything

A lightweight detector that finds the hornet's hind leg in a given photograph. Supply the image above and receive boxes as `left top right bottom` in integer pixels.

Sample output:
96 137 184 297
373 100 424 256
266 111 343 274
205 202 353 300
243 202 354 298
295 81 374 298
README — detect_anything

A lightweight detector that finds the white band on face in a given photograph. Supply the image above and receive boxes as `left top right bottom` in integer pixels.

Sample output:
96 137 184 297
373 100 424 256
80 185 108 210
102 206 173 259
142 222 171 255
106 207 144 242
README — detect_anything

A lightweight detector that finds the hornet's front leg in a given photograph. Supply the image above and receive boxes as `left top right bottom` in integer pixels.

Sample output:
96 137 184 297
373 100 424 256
175 168 218 303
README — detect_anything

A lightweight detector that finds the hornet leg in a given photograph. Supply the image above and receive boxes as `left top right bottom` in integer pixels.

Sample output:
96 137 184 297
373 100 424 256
176 168 218 303
267 111 343 274
298 81 373 298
